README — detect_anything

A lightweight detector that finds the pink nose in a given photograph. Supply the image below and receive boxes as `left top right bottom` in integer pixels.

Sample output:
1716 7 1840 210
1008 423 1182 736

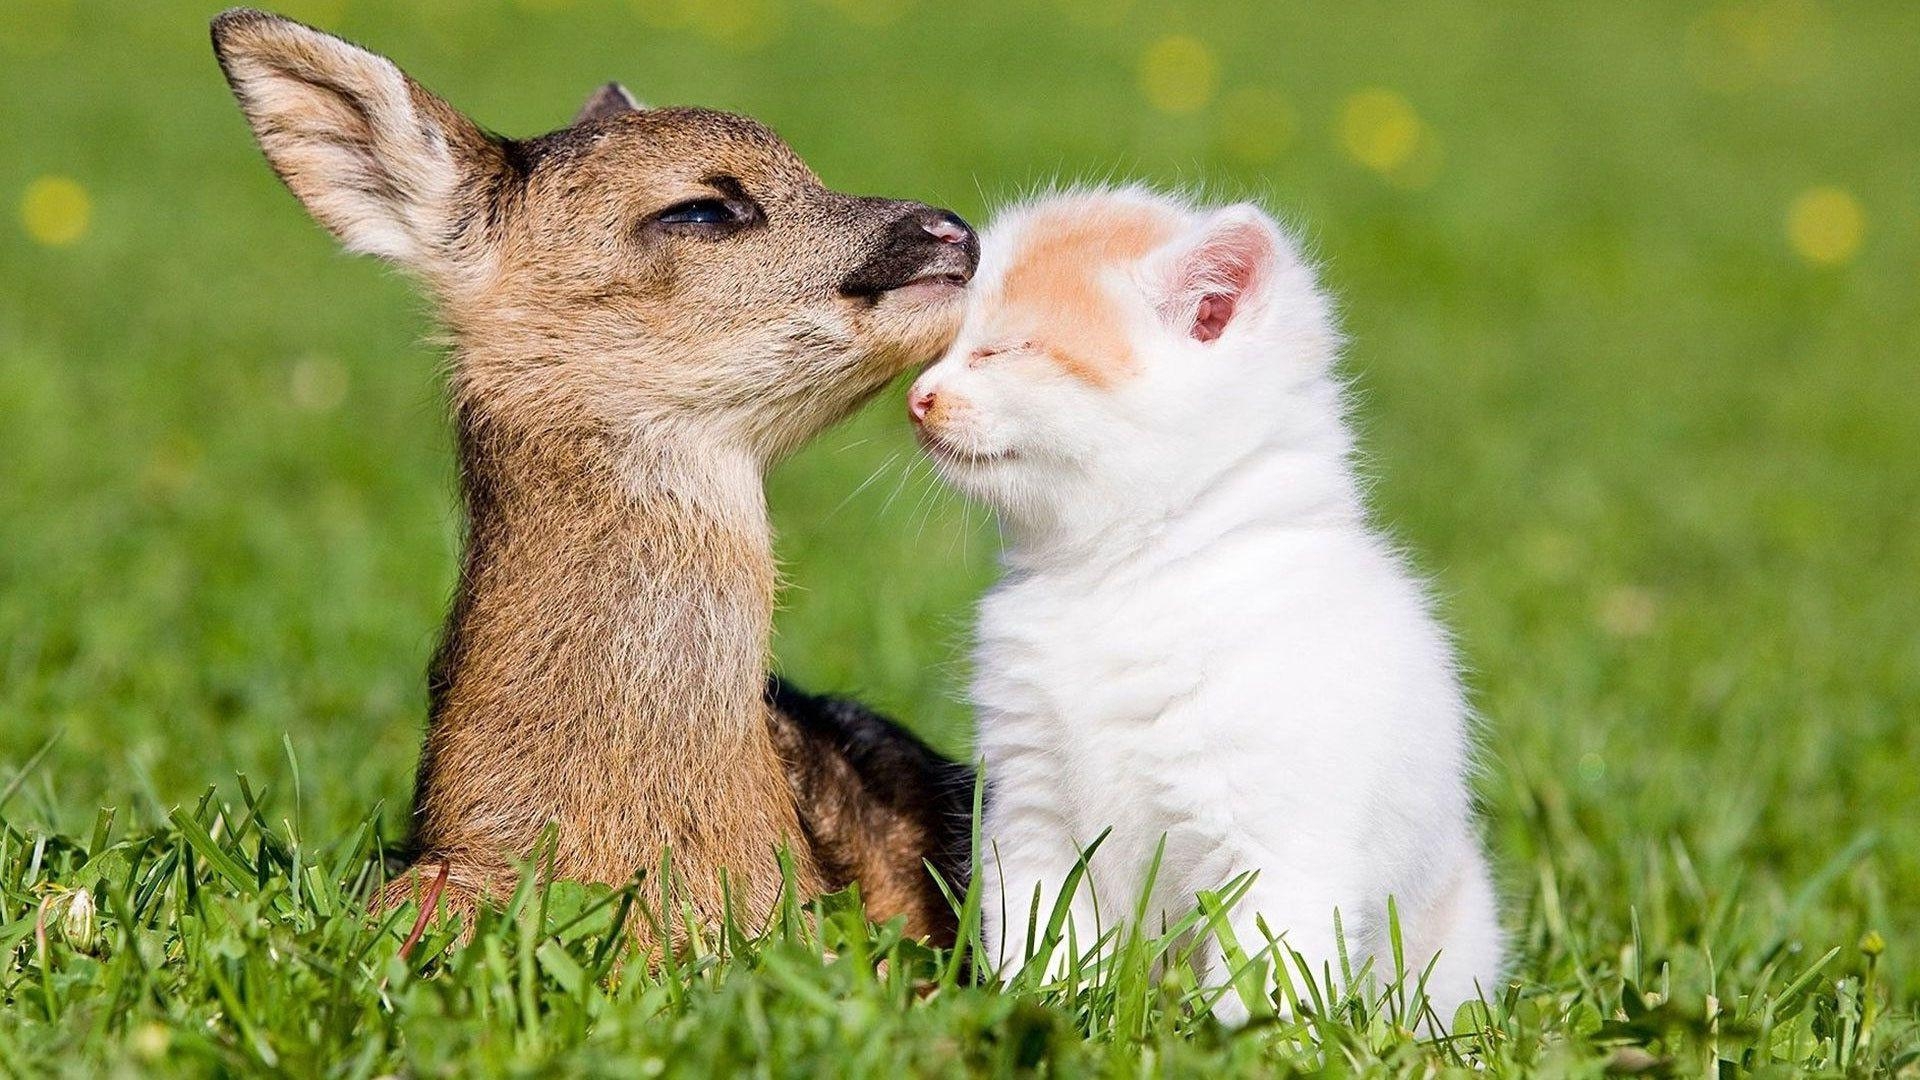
921 216 970 245
908 385 936 423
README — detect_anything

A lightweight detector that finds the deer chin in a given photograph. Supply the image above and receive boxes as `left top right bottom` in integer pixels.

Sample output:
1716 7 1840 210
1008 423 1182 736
884 272 970 306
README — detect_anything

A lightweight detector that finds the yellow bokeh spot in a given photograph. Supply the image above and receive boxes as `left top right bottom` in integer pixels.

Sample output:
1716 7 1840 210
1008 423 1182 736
1685 0 1831 94
1786 186 1864 266
1339 88 1423 175
7 0 75 54
637 0 783 46
700 0 786 48
1139 35 1219 116
20 176 92 247
1216 87 1296 164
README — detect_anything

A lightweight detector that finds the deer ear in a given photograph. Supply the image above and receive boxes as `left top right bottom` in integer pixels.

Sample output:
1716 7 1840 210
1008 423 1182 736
1156 204 1280 344
211 8 504 267
574 82 644 126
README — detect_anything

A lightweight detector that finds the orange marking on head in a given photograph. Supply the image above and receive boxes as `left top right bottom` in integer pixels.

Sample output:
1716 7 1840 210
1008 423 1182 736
990 197 1181 386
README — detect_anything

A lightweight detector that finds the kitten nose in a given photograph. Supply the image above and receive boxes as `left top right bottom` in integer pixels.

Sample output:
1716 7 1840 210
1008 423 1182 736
908 385 936 424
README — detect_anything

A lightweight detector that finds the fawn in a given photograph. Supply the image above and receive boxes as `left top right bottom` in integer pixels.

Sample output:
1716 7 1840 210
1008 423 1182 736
212 9 976 942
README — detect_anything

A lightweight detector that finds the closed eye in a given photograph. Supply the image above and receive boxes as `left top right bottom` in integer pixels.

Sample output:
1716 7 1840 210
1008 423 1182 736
969 340 1035 366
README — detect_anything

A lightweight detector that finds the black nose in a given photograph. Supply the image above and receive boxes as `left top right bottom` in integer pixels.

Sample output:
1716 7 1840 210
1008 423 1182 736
838 205 981 299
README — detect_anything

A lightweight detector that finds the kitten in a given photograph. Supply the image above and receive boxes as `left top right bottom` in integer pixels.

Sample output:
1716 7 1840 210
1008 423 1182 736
909 188 1502 1023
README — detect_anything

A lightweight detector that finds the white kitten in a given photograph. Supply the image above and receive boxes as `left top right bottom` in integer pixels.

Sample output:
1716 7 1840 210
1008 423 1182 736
909 188 1502 1024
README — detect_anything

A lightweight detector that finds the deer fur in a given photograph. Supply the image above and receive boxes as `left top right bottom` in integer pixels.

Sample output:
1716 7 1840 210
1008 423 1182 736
210 8 977 941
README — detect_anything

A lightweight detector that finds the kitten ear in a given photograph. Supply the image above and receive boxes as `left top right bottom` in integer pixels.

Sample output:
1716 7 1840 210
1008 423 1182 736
1156 204 1281 344
574 82 644 126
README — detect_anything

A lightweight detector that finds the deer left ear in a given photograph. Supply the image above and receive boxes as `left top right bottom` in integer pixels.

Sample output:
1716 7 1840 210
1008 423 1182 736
1158 204 1279 344
574 82 644 126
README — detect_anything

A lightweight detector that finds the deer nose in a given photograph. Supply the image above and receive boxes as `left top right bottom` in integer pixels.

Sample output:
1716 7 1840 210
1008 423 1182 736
920 211 972 246
908 384 937 424
839 203 980 298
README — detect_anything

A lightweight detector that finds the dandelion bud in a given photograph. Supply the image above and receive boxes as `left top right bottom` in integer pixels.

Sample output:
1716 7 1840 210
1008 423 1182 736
60 888 97 953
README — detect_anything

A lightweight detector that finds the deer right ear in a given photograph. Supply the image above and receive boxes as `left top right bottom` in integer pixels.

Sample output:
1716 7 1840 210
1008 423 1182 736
574 82 644 126
210 8 504 268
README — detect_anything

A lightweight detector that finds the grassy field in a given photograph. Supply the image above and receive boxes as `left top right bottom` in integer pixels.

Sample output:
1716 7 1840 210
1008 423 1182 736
5 0 1919 1073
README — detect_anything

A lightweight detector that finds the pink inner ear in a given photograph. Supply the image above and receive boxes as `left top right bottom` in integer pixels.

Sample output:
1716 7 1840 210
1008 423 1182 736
1193 293 1236 342
1177 216 1270 344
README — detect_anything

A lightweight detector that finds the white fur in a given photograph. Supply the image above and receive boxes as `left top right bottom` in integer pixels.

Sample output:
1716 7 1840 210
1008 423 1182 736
913 188 1503 1024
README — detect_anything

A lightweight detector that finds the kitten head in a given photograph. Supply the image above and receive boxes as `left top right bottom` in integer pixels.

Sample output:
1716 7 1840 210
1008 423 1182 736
909 188 1339 537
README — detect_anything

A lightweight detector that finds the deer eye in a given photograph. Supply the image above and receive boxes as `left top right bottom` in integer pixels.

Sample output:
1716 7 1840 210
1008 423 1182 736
658 199 738 225
649 194 761 237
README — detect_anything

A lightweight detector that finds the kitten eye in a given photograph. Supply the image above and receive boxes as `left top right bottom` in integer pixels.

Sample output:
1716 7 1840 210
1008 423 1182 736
969 341 1034 367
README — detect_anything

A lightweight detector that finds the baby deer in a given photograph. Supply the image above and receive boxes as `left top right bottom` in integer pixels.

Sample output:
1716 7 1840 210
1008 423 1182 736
211 9 976 941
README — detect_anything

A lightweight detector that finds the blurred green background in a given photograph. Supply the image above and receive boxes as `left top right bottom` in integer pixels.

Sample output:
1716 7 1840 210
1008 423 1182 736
3 0 1916 990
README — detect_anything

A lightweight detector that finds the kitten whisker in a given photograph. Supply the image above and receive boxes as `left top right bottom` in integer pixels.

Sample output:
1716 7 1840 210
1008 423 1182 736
825 450 901 522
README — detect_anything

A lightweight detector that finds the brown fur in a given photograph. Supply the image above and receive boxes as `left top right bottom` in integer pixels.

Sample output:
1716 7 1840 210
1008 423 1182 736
401 417 801 925
211 9 976 941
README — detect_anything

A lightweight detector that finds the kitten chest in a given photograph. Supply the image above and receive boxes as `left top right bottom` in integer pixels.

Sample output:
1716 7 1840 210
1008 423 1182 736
975 575 1229 886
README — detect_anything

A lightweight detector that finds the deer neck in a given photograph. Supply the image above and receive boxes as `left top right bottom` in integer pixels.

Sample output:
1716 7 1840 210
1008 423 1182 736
411 405 810 907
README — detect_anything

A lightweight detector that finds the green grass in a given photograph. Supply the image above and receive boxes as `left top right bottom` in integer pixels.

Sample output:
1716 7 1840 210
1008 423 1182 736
4 0 1919 1074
